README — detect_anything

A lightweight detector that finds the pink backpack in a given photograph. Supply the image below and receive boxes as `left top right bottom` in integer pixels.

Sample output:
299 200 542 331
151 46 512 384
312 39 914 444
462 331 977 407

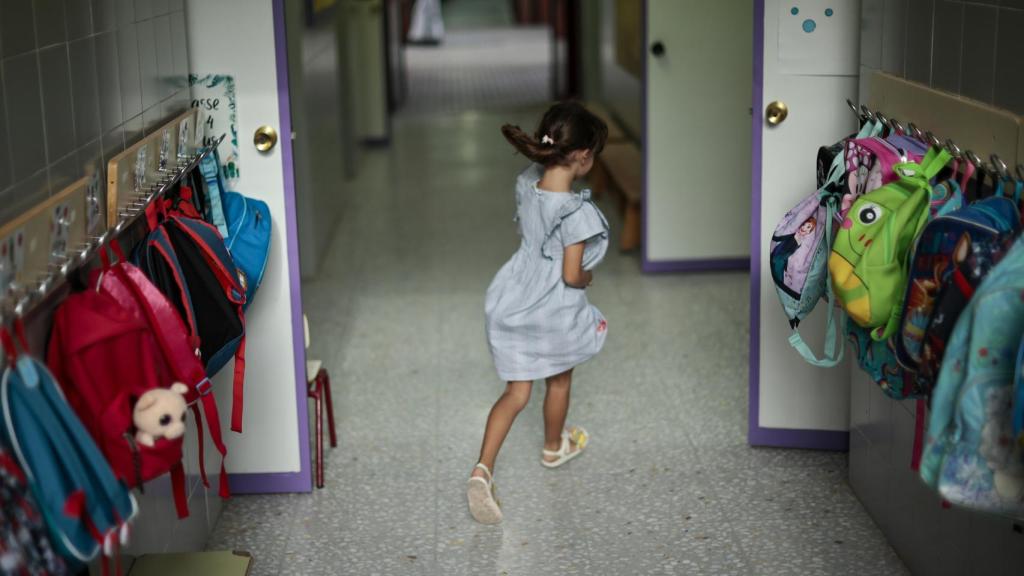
841 136 924 222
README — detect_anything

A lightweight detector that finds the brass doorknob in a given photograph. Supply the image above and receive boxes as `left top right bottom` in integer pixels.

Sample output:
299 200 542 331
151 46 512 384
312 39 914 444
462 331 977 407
766 101 788 126
254 125 278 152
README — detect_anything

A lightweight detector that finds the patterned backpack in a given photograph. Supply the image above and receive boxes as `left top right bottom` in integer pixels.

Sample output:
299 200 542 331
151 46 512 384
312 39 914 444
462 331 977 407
768 121 883 366
840 132 924 223
0 447 66 575
769 147 845 366
894 196 1019 377
920 236 1024 515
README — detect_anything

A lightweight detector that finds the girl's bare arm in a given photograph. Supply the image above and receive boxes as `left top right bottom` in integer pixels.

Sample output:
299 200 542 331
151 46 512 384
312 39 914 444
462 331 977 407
562 243 592 288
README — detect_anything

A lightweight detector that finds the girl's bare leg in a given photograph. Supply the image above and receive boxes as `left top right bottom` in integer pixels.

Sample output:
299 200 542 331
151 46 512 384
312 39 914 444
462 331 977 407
543 369 573 459
473 381 533 477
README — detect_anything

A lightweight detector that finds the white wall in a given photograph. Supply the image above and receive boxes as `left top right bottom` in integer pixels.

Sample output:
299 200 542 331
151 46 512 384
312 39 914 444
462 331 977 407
288 6 348 278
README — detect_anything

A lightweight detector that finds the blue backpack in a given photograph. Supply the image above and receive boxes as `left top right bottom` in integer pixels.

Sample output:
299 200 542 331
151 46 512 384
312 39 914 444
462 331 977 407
199 148 271 307
0 329 137 570
920 235 1024 515
222 191 271 307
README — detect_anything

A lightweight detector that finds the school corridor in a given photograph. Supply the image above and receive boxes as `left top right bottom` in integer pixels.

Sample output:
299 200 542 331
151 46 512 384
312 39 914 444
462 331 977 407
4 0 1024 573
205 106 908 575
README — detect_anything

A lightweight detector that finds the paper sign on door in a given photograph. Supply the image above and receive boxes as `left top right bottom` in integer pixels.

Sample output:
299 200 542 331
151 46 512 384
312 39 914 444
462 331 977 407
777 1 858 76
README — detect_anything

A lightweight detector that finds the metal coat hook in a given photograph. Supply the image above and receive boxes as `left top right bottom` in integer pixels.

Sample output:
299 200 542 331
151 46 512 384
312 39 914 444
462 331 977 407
925 131 942 148
860 104 874 121
965 150 984 169
990 154 1009 179
945 139 962 158
907 123 925 140
846 98 860 117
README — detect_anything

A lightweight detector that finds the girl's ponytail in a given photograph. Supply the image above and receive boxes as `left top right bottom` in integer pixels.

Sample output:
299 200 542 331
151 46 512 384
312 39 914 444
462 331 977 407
501 124 562 166
500 102 608 167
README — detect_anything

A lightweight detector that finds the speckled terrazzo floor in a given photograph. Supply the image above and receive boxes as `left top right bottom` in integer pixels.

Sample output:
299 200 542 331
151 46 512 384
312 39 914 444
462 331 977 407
205 103 910 575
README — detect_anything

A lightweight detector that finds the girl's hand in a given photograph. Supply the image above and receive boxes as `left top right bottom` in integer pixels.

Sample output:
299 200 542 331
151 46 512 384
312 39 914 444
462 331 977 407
563 243 592 288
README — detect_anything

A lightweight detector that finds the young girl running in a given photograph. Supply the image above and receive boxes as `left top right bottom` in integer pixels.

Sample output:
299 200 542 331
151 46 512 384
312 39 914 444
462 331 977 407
468 102 610 525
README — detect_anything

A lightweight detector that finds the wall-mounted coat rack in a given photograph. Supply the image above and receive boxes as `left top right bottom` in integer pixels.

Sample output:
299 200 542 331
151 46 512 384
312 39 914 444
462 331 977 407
0 109 218 324
862 72 1024 175
846 96 1023 182
107 108 200 228
0 177 93 303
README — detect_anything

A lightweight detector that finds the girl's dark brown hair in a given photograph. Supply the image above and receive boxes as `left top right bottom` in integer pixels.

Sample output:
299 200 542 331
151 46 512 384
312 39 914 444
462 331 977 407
501 101 609 167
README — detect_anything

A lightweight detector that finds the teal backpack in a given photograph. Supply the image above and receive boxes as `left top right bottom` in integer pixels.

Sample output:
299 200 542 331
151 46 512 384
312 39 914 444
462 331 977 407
1013 335 1024 444
0 326 137 570
920 235 1024 515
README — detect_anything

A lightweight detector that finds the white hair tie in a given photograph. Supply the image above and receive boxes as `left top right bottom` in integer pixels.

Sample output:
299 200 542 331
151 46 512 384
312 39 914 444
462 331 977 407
541 135 555 146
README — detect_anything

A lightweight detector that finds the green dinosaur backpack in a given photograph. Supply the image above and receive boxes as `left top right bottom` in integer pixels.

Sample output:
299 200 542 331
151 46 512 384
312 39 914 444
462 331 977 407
828 147 951 342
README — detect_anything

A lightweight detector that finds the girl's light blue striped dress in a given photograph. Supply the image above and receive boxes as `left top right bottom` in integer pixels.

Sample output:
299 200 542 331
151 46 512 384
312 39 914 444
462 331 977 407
485 164 610 382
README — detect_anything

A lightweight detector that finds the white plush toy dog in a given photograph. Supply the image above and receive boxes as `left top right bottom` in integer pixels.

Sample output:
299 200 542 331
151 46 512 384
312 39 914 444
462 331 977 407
133 383 189 448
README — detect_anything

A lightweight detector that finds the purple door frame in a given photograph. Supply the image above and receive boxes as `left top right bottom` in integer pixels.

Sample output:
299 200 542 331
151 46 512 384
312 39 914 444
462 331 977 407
639 0 750 274
228 0 314 493
746 0 847 451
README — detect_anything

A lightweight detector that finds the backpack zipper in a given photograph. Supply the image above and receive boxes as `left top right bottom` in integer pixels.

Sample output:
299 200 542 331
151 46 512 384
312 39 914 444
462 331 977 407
123 433 144 494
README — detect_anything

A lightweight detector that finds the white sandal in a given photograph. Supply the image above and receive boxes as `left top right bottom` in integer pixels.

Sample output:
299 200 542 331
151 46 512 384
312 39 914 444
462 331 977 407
541 426 589 468
467 463 503 524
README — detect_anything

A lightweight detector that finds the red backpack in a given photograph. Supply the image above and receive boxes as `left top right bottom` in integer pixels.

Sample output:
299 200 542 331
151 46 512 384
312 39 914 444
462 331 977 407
47 242 230 518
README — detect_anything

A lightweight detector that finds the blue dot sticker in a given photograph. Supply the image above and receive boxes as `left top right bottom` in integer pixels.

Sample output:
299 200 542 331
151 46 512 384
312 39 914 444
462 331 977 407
802 18 817 33
791 6 799 15
825 8 834 17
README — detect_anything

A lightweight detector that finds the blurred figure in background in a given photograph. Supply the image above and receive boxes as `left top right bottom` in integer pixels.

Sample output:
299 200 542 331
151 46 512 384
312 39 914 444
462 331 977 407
408 0 445 45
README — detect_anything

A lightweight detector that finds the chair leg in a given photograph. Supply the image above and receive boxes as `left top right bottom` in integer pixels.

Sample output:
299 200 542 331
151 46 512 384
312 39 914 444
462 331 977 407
320 369 338 449
315 381 325 489
308 379 325 489
620 202 642 252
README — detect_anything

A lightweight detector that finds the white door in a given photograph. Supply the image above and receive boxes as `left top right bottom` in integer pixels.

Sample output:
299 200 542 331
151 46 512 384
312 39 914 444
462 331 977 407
645 0 752 270
186 0 310 490
749 0 860 448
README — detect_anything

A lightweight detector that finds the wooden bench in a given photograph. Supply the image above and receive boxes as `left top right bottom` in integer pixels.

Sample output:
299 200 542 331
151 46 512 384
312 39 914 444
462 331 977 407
582 103 642 251
585 102 629 144
595 142 642 252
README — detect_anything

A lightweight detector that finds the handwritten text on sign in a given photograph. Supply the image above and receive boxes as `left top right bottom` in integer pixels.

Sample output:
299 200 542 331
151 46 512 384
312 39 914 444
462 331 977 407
189 74 240 189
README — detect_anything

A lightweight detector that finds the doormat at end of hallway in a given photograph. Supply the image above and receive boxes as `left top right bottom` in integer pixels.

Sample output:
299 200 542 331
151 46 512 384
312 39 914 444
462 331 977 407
126 550 253 576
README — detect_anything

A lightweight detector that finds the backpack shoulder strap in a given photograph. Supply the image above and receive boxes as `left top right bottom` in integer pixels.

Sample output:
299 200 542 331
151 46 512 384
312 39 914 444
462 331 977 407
147 227 201 341
167 217 247 433
199 149 230 238
787 199 846 367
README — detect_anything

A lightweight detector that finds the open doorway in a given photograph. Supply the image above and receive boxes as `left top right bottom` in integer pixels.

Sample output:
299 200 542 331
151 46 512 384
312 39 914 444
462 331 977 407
395 0 566 115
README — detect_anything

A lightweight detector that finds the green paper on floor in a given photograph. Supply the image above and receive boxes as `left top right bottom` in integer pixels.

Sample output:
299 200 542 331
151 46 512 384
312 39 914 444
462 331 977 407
127 551 252 575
